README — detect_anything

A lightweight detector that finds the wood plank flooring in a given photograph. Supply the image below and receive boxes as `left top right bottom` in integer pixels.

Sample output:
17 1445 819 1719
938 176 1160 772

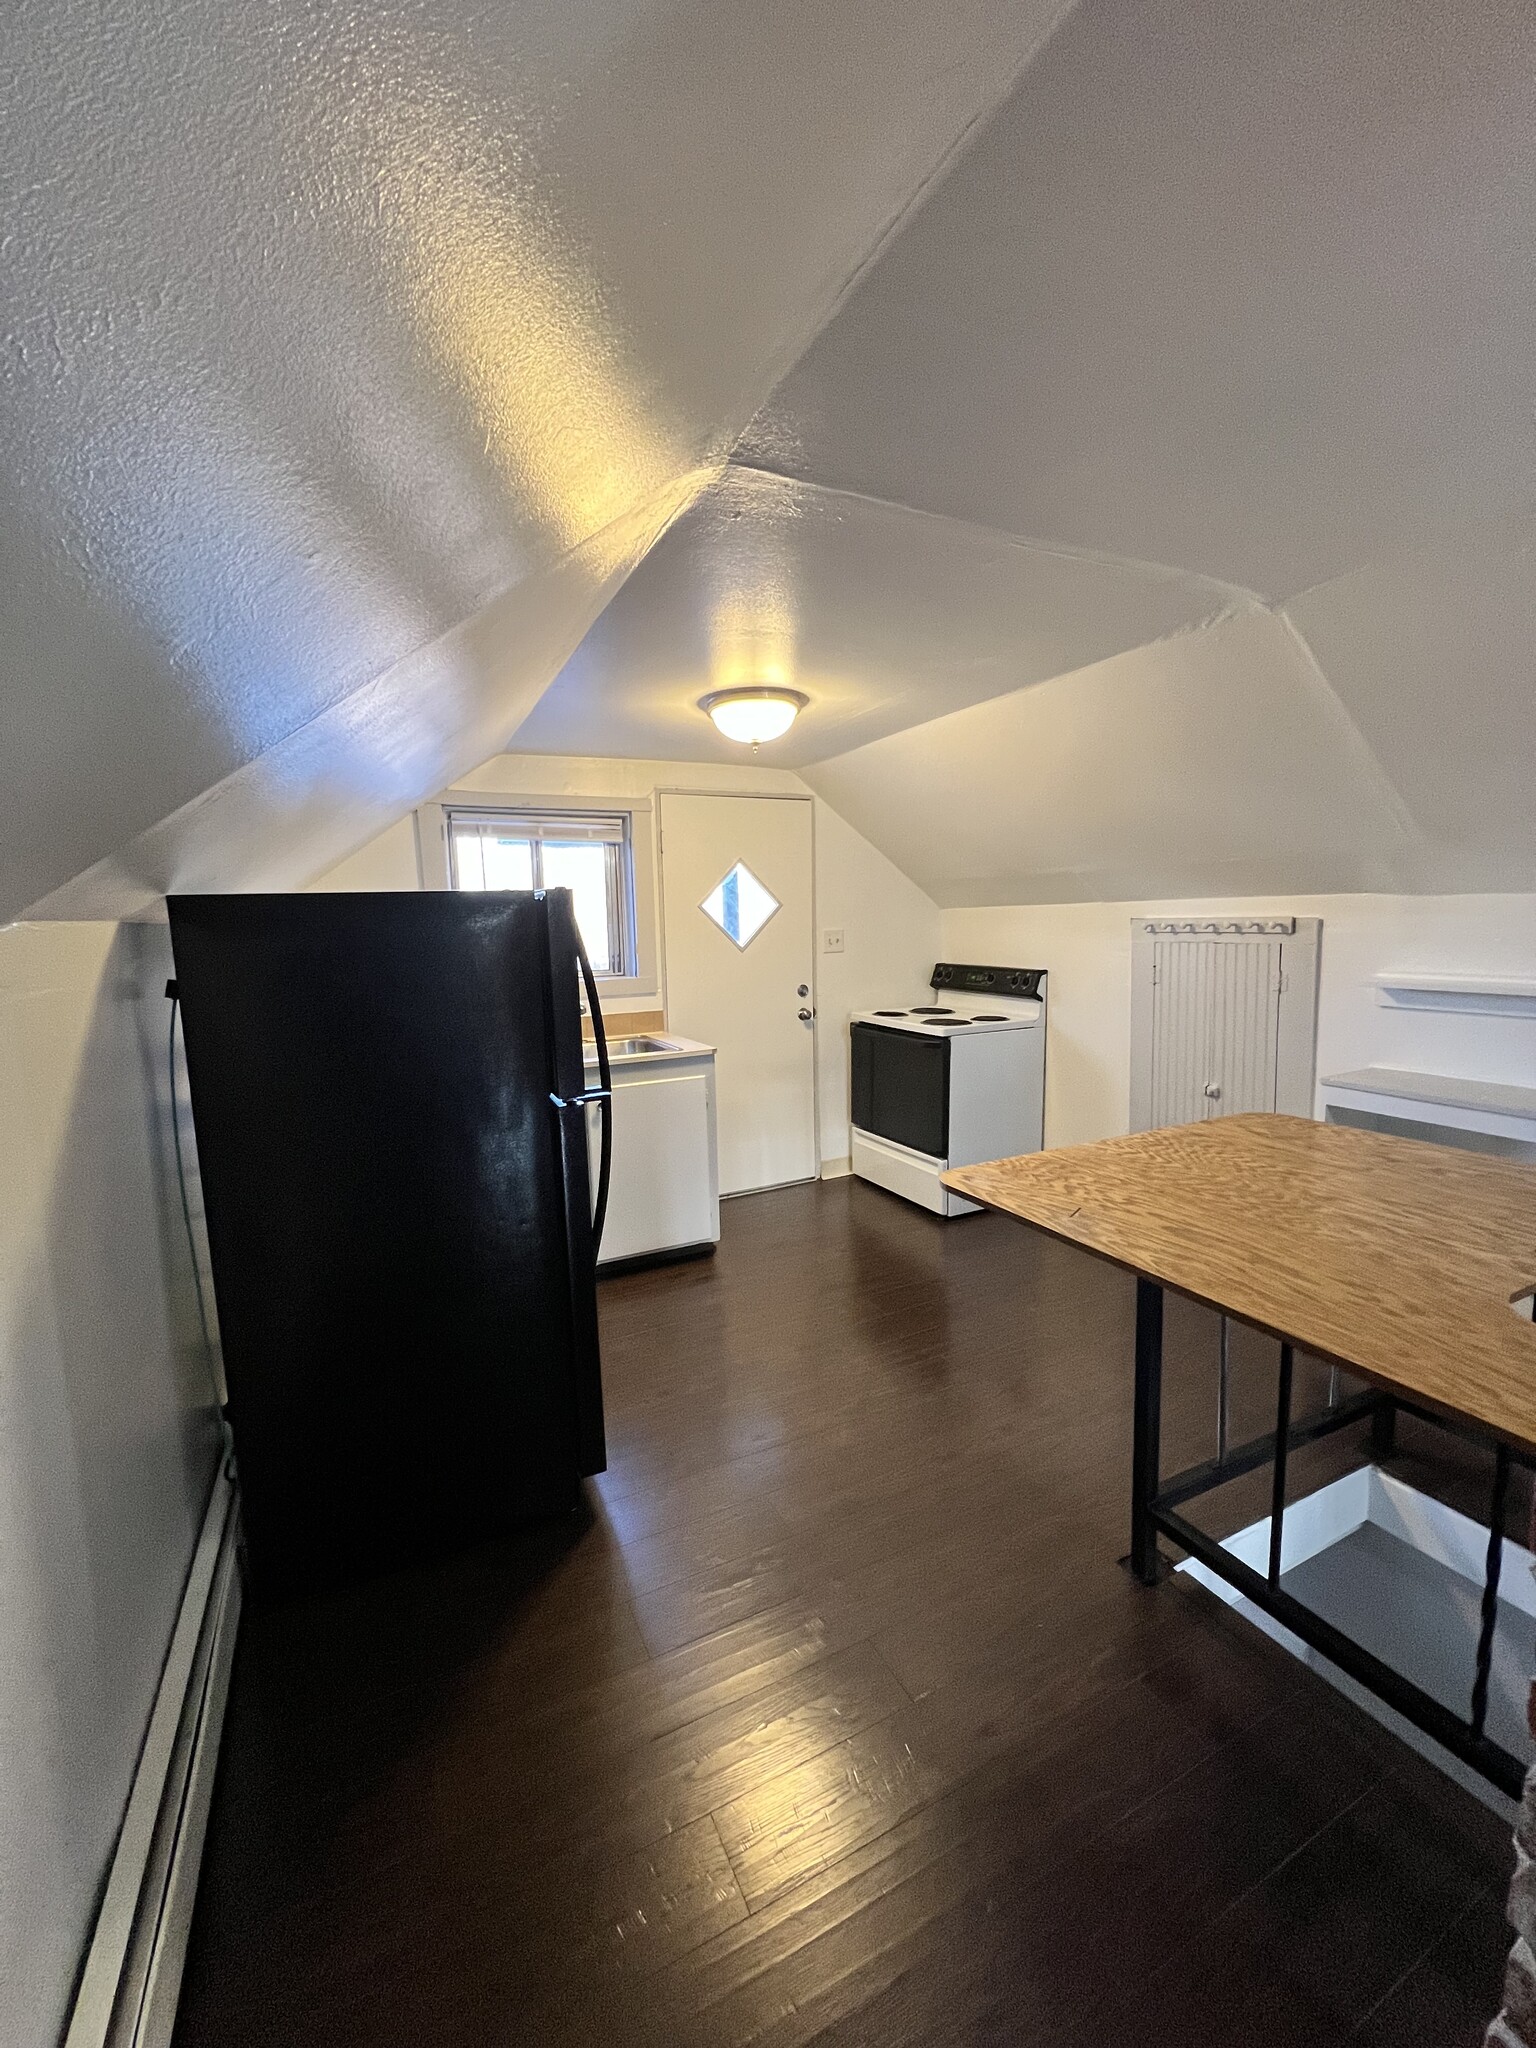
173 1176 1518 2048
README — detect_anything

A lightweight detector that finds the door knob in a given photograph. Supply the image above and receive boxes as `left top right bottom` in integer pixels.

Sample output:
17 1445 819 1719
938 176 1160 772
1204 1082 1221 1099
798 1007 814 1022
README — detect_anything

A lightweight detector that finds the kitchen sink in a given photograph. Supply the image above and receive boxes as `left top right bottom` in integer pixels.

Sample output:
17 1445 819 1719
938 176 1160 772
592 1036 676 1058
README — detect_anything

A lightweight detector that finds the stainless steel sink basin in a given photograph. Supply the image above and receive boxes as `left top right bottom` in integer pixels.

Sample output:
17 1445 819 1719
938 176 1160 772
590 1036 676 1058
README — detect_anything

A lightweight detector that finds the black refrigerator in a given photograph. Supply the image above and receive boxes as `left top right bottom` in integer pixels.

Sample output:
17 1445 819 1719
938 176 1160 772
166 889 612 1598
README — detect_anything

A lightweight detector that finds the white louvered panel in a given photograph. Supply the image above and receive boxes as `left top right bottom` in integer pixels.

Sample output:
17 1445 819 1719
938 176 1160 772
1130 917 1317 1132
1208 939 1281 1116
1147 935 1282 1129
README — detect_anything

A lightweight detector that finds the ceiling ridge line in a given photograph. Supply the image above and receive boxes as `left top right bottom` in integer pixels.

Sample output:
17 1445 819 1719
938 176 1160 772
724 456 1265 607
17 462 727 923
267 457 729 761
787 0 1083 357
793 604 1247 772
1272 497 1536 609
1267 607 1418 846
698 4 1084 496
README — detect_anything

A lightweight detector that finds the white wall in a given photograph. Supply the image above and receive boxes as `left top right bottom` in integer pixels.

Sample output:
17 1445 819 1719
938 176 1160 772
0 920 220 2044
943 894 1536 1150
307 813 421 893
810 795 943 1164
311 753 942 1167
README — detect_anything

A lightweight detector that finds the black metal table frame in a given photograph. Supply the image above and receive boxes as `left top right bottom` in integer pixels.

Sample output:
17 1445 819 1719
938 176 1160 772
1127 1276 1529 1801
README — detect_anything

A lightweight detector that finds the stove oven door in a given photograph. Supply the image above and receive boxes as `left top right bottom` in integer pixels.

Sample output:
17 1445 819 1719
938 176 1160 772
851 1023 950 1160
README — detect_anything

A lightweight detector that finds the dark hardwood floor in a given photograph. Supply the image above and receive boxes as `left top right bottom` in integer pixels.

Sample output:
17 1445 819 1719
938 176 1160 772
173 1176 1517 2047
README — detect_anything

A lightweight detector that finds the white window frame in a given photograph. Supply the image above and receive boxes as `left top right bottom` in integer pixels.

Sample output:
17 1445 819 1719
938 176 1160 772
416 793 658 998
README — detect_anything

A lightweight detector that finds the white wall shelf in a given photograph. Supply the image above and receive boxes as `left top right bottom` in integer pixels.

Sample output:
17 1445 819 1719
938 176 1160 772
1374 973 1536 1018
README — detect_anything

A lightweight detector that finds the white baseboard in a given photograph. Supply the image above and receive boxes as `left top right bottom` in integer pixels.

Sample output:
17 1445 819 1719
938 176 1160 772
66 1459 242 2048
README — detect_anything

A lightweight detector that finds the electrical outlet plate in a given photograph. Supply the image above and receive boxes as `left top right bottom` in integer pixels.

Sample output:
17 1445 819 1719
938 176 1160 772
823 928 845 954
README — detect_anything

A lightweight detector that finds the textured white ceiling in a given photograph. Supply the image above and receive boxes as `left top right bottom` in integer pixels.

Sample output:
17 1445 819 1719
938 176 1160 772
4 0 1065 920
803 608 1425 907
10 0 1535 917
740 0 1536 599
521 0 1536 903
515 464 1241 765
1284 514 1536 880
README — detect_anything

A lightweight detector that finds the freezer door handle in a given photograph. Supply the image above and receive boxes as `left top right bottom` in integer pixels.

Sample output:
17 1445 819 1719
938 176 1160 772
572 932 613 1256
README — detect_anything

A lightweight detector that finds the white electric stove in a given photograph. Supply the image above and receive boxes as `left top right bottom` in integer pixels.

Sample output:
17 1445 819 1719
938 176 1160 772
849 963 1047 1216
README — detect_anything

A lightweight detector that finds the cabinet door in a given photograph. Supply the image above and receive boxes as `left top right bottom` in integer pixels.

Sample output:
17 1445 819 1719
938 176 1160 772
1206 939 1282 1116
1150 938 1216 1129
1148 937 1281 1127
588 1072 716 1263
1132 921 1317 1131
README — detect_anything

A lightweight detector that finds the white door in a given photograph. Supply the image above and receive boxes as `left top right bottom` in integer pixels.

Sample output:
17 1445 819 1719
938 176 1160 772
659 792 817 1194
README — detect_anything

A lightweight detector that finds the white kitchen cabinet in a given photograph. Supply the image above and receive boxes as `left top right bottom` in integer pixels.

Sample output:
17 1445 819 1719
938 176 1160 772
585 1041 719 1266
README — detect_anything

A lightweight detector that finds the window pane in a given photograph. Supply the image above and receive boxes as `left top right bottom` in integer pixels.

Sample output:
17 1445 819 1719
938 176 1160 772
450 827 488 890
700 861 779 949
475 834 535 891
445 808 633 977
541 841 617 972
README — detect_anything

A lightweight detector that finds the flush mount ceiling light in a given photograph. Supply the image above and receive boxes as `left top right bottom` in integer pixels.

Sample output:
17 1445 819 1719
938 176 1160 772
699 686 809 746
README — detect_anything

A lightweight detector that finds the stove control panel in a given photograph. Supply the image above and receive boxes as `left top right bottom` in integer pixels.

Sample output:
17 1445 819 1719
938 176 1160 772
930 962 1046 1000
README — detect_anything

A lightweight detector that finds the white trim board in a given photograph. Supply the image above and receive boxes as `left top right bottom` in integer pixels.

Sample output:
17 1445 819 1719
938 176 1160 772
1179 1466 1530 1820
65 1462 242 2048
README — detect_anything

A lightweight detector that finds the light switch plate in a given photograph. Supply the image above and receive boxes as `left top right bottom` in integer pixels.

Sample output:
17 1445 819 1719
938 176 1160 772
823 928 845 954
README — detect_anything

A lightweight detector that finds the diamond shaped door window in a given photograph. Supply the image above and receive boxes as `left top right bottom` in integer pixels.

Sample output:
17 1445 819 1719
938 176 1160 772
700 862 780 949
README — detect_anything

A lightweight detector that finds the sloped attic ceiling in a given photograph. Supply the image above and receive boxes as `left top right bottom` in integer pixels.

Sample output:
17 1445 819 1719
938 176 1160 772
526 0 1536 904
3 0 1069 923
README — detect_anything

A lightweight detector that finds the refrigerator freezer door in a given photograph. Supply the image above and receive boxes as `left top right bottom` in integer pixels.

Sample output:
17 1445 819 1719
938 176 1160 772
167 890 603 1596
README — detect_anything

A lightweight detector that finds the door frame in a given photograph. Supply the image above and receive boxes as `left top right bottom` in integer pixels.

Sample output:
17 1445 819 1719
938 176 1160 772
656 787 821 1185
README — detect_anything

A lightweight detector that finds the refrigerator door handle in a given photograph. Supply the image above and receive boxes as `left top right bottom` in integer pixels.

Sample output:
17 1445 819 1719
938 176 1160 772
573 933 613 1255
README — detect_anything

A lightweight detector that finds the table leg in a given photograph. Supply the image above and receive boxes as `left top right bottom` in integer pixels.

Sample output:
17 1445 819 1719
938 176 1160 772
1130 1277 1165 1584
1371 1396 1397 1459
1267 1343 1294 1588
1471 1444 1511 1737
1216 1315 1231 1462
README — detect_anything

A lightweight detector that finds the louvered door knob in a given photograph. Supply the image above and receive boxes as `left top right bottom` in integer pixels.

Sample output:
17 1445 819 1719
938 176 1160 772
1204 1083 1222 1099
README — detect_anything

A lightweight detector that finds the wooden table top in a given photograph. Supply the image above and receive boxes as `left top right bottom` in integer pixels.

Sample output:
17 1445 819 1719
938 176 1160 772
946 1114 1536 1452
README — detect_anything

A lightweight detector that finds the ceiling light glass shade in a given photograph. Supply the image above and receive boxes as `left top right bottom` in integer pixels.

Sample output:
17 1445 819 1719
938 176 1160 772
699 686 809 744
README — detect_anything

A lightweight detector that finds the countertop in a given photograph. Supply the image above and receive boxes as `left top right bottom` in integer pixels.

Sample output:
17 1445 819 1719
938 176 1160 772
584 1032 715 1068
